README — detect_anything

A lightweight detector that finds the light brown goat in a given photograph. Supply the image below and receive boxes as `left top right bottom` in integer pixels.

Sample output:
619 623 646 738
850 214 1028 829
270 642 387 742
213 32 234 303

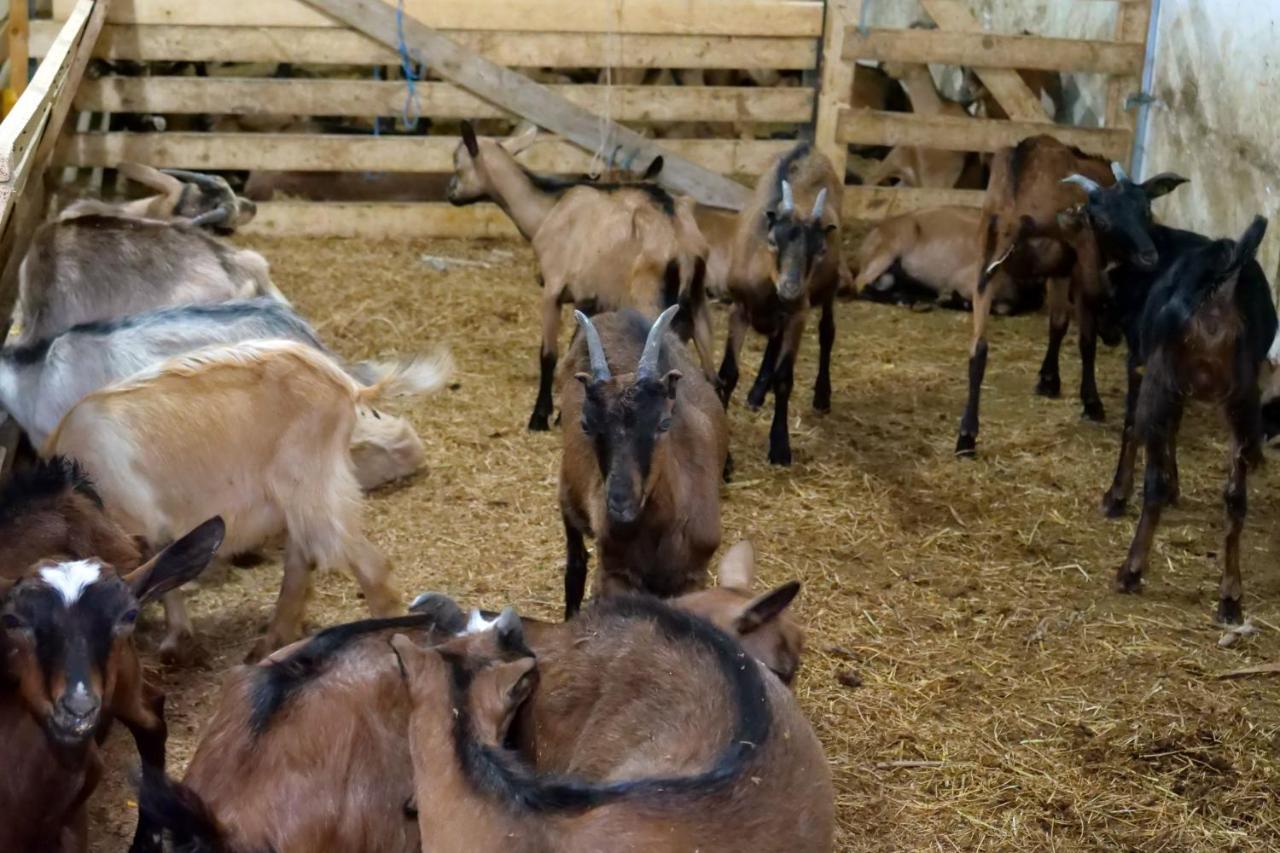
448 122 715 431
1 516 223 853
955 134 1117 457
860 63 978 190
133 549 803 853
393 600 833 853
559 307 728 617
45 340 451 661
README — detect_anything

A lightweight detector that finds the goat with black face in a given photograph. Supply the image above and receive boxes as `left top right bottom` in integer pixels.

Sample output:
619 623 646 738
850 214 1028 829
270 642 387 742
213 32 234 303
559 306 729 617
0 517 224 853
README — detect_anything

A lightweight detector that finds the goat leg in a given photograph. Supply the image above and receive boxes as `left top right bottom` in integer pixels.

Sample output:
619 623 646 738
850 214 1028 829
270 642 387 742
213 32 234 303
119 685 167 853
1116 413 1176 593
1035 276 1070 398
813 295 836 414
1219 395 1259 625
1165 405 1183 507
956 283 994 457
158 590 201 666
347 538 399 617
563 515 589 619
717 303 749 408
1102 351 1143 517
249 539 314 662
1074 279 1106 423
529 295 561 432
768 311 807 466
747 332 783 410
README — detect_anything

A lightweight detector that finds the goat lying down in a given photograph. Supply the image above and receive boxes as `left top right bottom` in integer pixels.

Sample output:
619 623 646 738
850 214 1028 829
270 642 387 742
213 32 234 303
59 163 258 232
133 545 806 853
45 340 452 662
0 299 425 489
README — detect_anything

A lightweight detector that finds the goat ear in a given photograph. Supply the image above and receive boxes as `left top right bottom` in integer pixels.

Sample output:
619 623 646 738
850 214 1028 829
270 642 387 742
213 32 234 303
124 517 225 605
1140 173 1188 201
717 540 756 589
409 591 469 635
487 657 539 710
734 581 801 636
460 121 480 158
1231 215 1268 270
662 369 682 398
389 633 429 682
641 156 664 181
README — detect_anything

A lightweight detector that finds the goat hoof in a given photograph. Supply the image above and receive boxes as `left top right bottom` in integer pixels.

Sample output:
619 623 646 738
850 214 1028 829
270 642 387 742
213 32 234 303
1217 597 1244 626
1034 375 1061 399
1165 489 1180 508
746 387 768 410
527 412 551 432
954 434 977 458
1081 400 1106 422
812 394 831 414
1114 567 1143 594
159 632 204 667
768 445 792 466
1101 493 1127 518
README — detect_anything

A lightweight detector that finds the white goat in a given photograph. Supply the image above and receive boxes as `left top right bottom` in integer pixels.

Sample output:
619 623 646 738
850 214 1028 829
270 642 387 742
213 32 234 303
0 299 425 488
45 340 452 662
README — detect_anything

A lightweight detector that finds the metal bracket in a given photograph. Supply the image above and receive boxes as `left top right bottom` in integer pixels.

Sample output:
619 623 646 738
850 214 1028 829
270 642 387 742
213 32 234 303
1125 91 1158 112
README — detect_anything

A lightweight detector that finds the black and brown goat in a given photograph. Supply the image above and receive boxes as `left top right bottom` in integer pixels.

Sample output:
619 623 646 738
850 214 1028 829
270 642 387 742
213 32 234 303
1111 217 1277 623
0 514 223 853
132 550 804 853
956 135 1120 457
560 307 729 617
448 121 715 431
391 598 834 853
719 143 847 465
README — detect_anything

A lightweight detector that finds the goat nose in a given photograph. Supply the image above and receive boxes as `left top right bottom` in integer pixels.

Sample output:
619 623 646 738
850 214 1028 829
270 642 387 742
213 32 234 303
59 686 100 721
607 499 638 526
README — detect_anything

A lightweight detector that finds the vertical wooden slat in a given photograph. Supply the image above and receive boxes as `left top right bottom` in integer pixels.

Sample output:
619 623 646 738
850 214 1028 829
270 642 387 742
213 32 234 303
1105 0 1152 157
9 0 28 98
815 0 857 177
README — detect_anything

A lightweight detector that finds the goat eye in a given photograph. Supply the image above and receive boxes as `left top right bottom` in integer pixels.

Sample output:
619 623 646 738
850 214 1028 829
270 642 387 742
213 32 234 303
2 613 21 629
121 609 139 625
657 416 672 433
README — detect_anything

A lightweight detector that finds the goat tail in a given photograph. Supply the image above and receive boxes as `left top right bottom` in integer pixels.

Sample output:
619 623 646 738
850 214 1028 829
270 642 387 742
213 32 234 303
137 766 250 853
354 348 454 407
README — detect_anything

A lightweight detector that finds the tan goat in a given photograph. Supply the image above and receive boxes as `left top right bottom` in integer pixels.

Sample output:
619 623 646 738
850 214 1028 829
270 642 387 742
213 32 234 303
44 340 451 662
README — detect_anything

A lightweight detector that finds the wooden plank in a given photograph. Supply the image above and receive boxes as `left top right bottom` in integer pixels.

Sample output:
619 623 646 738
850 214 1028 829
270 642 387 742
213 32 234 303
836 108 1131 161
76 77 814 124
844 29 1144 76
54 132 793 176
842 185 984 220
242 200 521 239
8 0 26 97
815 0 856 176
1106 0 1151 145
918 0 1049 123
0 0 94 180
31 23 818 69
297 0 750 209
52 0 824 37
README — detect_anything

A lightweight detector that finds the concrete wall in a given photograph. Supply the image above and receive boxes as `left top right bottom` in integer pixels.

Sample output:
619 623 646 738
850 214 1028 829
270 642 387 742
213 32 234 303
1143 0 1280 281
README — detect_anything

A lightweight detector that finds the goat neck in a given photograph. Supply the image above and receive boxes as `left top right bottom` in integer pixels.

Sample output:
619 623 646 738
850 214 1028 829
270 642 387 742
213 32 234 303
478 143 559 241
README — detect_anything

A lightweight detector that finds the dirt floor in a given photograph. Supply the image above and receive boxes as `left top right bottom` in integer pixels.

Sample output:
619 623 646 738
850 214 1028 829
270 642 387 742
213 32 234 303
90 231 1280 852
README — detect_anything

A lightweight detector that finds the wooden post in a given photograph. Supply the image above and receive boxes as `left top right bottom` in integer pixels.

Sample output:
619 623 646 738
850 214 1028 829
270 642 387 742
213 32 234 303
298 0 751 210
9 0 29 100
815 0 856 181
1106 0 1152 167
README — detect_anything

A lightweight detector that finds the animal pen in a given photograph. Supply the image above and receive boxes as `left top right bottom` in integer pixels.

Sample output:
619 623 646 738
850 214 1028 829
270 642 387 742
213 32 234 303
8 1 1280 851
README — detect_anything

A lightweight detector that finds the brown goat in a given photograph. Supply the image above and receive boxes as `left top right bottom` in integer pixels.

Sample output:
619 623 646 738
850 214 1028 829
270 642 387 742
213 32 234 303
0 517 224 853
853 206 1064 313
955 134 1117 457
559 307 728 617
447 121 715 431
392 599 834 853
860 62 975 190
720 143 848 465
133 549 803 853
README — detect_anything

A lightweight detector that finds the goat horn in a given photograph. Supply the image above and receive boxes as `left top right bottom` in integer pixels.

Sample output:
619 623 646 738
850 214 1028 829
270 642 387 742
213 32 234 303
161 168 223 190
1110 161 1130 184
636 304 679 382
187 204 232 228
779 179 794 214
811 187 828 221
1061 174 1102 195
573 310 611 382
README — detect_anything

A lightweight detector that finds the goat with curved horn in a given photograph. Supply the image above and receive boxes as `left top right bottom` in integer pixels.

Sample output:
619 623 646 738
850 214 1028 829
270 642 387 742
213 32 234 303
188 206 232 228
779 179 795 214
636 305 680 381
1061 174 1102 194
1111 161 1130 183
161 168 225 189
811 188 828 221
574 310 612 382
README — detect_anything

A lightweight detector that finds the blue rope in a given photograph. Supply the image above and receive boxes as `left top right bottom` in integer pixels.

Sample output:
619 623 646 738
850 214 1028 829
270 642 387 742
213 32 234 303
395 0 422 131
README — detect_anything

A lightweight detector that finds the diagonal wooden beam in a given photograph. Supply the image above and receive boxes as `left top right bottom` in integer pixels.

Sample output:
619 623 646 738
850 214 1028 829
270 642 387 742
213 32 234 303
297 0 751 210
918 0 1050 124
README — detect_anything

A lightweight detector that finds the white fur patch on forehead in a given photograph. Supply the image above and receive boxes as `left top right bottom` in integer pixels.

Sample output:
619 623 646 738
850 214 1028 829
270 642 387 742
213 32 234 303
38 560 105 605
465 610 499 635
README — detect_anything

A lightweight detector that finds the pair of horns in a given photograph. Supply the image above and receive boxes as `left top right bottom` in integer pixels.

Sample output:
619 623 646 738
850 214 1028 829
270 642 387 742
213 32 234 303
1061 161 1130 195
777 180 828 221
574 304 679 384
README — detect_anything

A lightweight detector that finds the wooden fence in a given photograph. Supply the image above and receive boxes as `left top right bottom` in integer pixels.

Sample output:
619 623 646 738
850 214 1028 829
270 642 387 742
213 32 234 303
31 0 1153 236
820 0 1154 220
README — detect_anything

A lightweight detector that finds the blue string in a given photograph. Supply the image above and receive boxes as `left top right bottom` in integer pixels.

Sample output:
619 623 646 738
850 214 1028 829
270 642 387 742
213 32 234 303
395 0 422 131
